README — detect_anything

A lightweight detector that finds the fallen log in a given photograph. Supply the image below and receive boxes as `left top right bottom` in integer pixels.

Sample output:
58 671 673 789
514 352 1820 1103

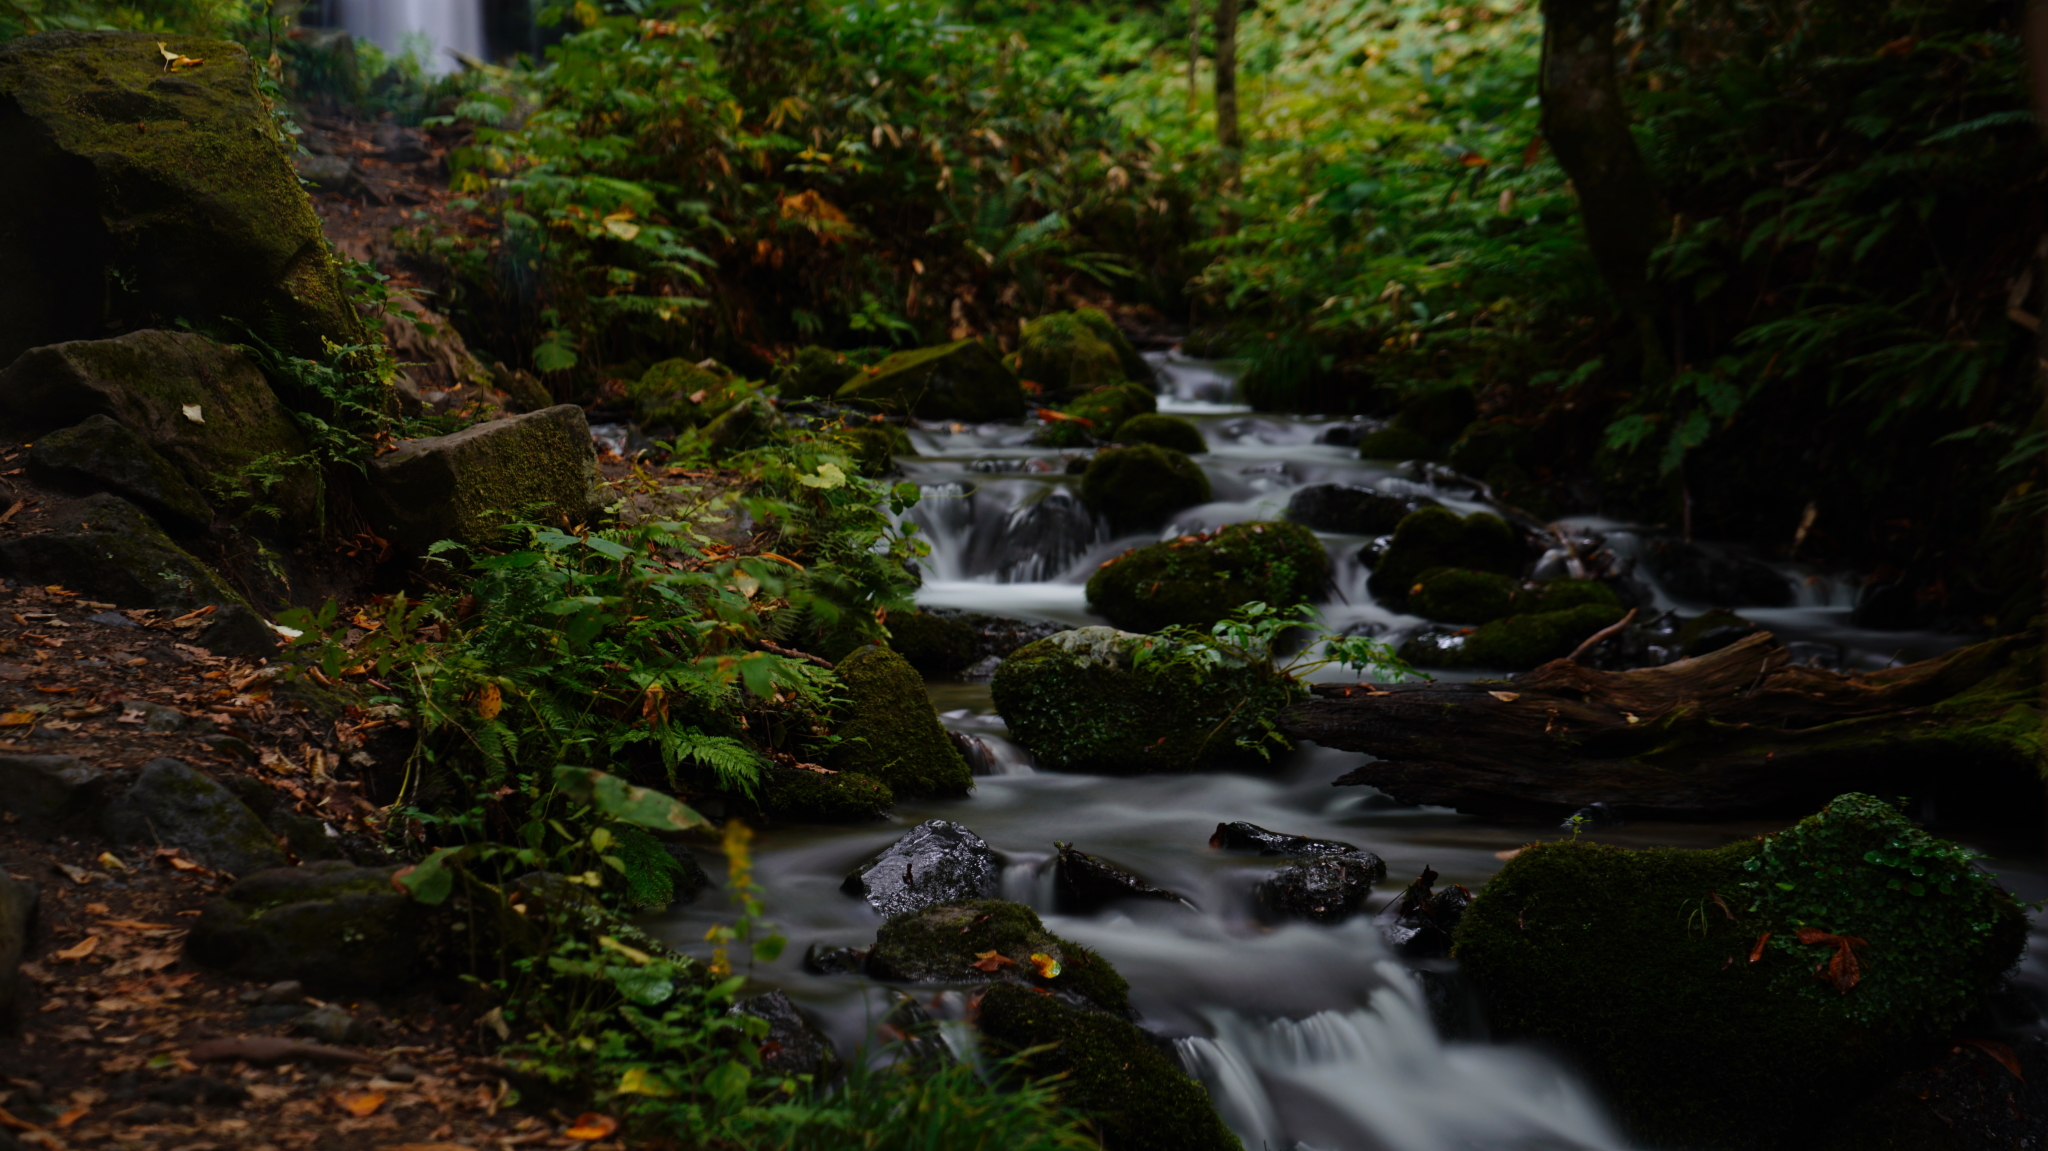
1281 631 2042 821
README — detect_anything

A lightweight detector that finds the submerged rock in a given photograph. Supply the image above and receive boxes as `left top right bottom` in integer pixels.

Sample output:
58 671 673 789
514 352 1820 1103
1208 821 1358 857
829 645 973 797
1454 793 2029 1148
185 862 432 996
1256 850 1385 924
990 627 1302 772
1086 520 1329 633
1374 866 1471 958
1284 483 1437 535
1054 843 1190 912
841 820 1000 918
866 897 1128 1013
834 339 1024 422
1078 444 1212 534
102 758 285 876
1113 412 1207 454
365 405 605 556
1365 506 1529 605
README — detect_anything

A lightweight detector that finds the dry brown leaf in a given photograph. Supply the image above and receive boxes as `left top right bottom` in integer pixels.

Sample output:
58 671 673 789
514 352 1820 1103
378 1145 477 1151
1487 691 1520 702
968 949 1018 973
0 712 34 727
335 1091 387 1117
564 1113 619 1141
52 935 99 961
1964 1038 2024 1080
476 683 502 720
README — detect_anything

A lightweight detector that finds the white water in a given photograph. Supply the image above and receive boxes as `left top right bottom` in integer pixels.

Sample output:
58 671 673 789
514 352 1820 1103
335 0 485 73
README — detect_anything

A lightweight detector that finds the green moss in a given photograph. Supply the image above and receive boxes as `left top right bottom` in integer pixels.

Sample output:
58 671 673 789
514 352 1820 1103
368 405 601 553
702 394 781 453
1072 308 1157 387
829 645 973 797
1407 568 1518 624
1679 608 1758 656
1522 578 1619 613
886 611 979 677
628 359 752 430
1079 444 1212 534
990 626 1303 771
757 764 894 822
1446 419 1533 476
1112 413 1207 454
977 983 1241 1151
834 339 1025 422
1086 521 1330 633
1366 506 1527 604
772 345 854 398
1401 602 1624 670
1354 426 1437 461
1454 794 2027 1149
1031 383 1157 447
868 898 1128 1012
836 422 912 477
1017 312 1129 397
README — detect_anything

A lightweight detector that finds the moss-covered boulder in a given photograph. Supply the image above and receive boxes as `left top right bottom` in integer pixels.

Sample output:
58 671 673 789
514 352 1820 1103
0 330 319 527
1087 521 1329 633
1017 312 1129 397
757 763 894 822
1283 483 1437 535
185 861 433 996
1074 308 1158 388
771 345 854 399
1365 506 1528 604
627 359 756 430
0 31 370 371
102 757 285 876
1407 569 1618 626
1031 383 1157 448
29 414 213 533
1113 413 1207 454
1455 793 2028 1149
1079 444 1212 534
1446 419 1534 477
365 404 605 555
867 898 1128 1012
835 339 1024 422
977 982 1241 1151
990 627 1303 772
829 645 973 797
886 611 980 677
1354 425 1439 461
1400 602 1625 670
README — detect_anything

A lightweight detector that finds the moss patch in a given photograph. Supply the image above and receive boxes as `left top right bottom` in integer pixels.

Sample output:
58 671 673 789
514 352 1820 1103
868 898 1128 1012
834 339 1024 422
990 626 1303 772
1113 413 1207 454
1017 312 1129 397
1074 308 1157 387
771 345 854 399
1408 569 1618 626
1079 444 1212 534
1400 602 1625 670
628 359 752 430
1366 506 1527 604
1032 383 1157 448
1454 794 2027 1149
886 611 979 677
1086 521 1330 633
829 645 972 797
756 764 893 822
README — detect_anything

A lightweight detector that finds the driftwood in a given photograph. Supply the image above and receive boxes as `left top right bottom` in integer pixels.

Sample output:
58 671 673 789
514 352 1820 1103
1281 632 2041 821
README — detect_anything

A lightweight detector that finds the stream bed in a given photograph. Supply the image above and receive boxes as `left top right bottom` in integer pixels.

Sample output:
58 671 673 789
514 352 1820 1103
652 354 2046 1151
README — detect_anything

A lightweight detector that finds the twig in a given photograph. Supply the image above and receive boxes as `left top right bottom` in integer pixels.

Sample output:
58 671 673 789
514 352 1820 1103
748 638 835 670
1566 608 1639 664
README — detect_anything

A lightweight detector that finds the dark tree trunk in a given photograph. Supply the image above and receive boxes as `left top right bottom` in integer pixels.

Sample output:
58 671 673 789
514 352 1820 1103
1213 0 1242 159
1280 633 2040 824
1538 0 1667 365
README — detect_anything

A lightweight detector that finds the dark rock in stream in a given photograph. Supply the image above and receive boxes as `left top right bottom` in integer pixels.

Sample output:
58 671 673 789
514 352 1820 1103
841 819 1000 918
866 898 1130 1013
1560 802 1623 831
802 942 868 975
1640 537 1793 607
1284 483 1440 536
1053 843 1190 912
1374 866 1472 959
1209 821 1359 857
731 991 841 1078
1256 850 1386 924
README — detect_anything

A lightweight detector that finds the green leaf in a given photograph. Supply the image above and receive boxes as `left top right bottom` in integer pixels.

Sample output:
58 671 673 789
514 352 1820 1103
397 845 468 906
551 766 709 831
751 936 787 963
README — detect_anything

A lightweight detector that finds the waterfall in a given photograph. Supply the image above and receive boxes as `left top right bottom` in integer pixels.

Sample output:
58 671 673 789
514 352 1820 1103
335 0 485 72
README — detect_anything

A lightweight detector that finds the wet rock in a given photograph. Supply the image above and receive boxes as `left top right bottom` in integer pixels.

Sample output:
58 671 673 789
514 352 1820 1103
1374 866 1471 958
758 763 894 822
1366 506 1530 605
1679 608 1760 658
1641 538 1793 608
1086 520 1329 633
731 991 841 1078
1256 850 1385 924
803 942 868 975
1407 569 1618 627
1053 843 1189 912
1017 311 1147 398
0 493 277 656
829 645 972 798
184 862 432 995
1111 413 1206 454
0 31 370 370
885 611 980 677
929 610 1067 665
977 982 1239 1151
101 758 284 876
841 820 999 918
0 872 36 1027
991 627 1300 772
29 415 214 533
1284 483 1438 535
834 339 1024 422
0 754 103 825
866 898 1128 1012
291 1004 367 1046
1209 821 1359 857
951 488 1106 583
1399 603 1627 671
1078 444 1212 534
365 404 604 555
1032 382 1156 449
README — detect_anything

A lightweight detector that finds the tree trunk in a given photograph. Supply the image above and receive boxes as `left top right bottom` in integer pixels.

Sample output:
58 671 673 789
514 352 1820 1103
1538 0 1666 364
1279 632 2041 823
1213 0 1242 159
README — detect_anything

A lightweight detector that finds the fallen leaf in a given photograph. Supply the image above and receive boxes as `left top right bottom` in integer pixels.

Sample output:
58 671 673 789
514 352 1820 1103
1493 847 1525 862
1749 933 1772 963
1029 953 1062 979
1709 892 1735 921
52 935 100 962
95 853 126 872
0 712 36 726
53 1108 87 1129
1964 1038 2023 1080
968 950 1018 973
0 1106 35 1131
54 862 93 885
335 1090 386 1117
476 683 502 721
565 1113 618 1141
1487 691 1520 702
1793 926 1869 993
378 1145 477 1151
33 686 76 695
0 500 23 525
180 404 205 424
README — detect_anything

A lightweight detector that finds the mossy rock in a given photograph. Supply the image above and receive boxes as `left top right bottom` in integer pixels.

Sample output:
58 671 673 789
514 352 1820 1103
1400 602 1624 670
1017 312 1130 397
757 763 893 822
834 339 1024 422
977 982 1241 1151
886 611 979 678
1454 793 2027 1149
1446 419 1534 477
365 405 604 556
0 31 372 373
829 645 972 798
1079 444 1212 534
29 414 213 533
990 626 1303 772
1365 506 1528 604
701 393 782 454
1031 383 1157 448
1073 308 1158 387
771 345 854 399
101 756 284 876
1113 413 1207 454
628 359 752 430
1086 521 1329 633
868 898 1128 1012
1354 425 1439 461
1408 569 1618 626
185 861 434 996
836 422 912 477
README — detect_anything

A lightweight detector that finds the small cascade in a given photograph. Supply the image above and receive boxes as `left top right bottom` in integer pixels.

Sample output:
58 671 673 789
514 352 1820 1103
335 0 485 72
906 483 1109 584
1179 963 1630 1151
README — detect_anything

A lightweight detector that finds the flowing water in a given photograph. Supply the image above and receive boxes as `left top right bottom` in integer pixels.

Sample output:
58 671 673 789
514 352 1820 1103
335 0 485 73
652 354 2041 1150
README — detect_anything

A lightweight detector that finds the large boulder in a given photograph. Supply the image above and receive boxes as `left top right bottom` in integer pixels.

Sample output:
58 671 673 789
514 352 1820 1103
1365 506 1528 605
756 762 894 823
1113 413 1206 454
101 758 285 876
1086 520 1330 633
833 339 1024 422
1454 793 2028 1149
828 645 972 798
990 627 1302 772
0 873 36 1028
185 862 433 995
1054 843 1189 913
0 493 276 656
884 611 980 677
1017 312 1131 397
1284 483 1438 536
364 404 605 555
1073 308 1159 389
1078 444 1212 534
625 359 761 432
0 754 103 827
0 32 369 371
0 331 318 527
28 414 214 533
842 820 1000 918
866 898 1129 1012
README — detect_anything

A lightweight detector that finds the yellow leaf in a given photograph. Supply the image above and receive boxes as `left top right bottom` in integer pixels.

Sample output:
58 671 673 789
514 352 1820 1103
565 1113 618 1141
477 682 503 720
0 712 36 727
597 935 653 966
602 211 641 241
53 935 100 962
1029 953 1061 979
335 1090 385 1117
95 853 125 871
617 1067 672 1097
